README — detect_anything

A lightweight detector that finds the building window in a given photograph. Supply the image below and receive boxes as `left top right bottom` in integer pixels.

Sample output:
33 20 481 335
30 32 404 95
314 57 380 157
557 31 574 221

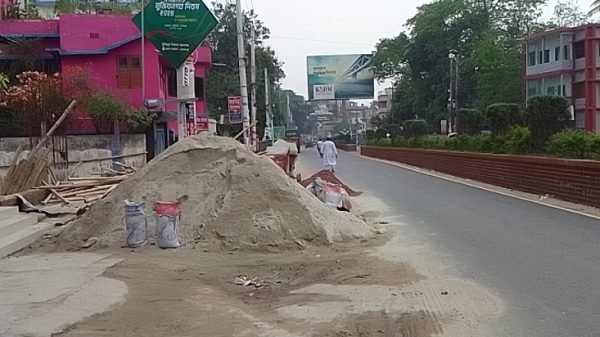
528 51 536 66
195 77 204 101
555 47 560 61
564 45 570 60
574 41 585 59
544 49 550 63
557 85 562 96
547 86 555 95
573 82 585 99
528 87 537 97
539 51 543 64
117 56 141 89
563 84 567 96
167 68 177 97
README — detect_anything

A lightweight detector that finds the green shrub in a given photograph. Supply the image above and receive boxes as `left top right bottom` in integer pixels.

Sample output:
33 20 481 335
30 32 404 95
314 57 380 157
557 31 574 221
486 103 522 136
83 92 128 122
525 96 570 151
547 129 591 159
457 108 484 135
505 126 532 154
126 109 156 133
589 136 600 160
403 120 428 139
371 138 392 146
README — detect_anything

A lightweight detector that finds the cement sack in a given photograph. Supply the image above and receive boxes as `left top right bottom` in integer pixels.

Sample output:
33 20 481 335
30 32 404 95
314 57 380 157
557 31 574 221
154 202 181 249
308 178 352 211
124 200 147 248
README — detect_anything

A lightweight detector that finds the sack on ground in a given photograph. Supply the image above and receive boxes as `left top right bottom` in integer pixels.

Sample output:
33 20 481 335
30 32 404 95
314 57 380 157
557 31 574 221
124 200 147 248
154 202 181 248
307 178 352 211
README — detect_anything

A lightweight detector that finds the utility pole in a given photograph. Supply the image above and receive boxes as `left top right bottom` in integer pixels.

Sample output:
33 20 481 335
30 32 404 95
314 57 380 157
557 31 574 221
448 50 456 134
455 52 459 133
263 67 272 142
235 0 250 147
286 92 292 127
250 27 257 151
140 0 145 102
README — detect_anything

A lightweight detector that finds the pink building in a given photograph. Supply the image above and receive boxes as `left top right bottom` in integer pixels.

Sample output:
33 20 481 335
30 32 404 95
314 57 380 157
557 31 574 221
0 14 212 156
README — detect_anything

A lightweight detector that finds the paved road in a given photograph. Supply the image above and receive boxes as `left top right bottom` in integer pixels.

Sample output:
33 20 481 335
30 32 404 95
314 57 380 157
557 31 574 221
299 148 600 337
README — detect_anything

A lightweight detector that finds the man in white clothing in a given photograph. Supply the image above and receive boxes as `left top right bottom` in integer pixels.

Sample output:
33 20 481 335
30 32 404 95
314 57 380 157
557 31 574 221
316 138 324 158
321 136 338 172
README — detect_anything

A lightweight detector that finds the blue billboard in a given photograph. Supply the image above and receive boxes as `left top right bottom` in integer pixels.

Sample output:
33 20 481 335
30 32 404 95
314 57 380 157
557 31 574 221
307 54 375 101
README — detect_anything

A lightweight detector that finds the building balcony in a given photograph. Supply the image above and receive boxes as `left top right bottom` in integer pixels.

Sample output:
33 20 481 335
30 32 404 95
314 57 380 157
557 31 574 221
526 60 573 77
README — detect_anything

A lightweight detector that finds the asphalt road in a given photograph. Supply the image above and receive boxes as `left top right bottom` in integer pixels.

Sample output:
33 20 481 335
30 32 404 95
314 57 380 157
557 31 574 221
299 147 600 337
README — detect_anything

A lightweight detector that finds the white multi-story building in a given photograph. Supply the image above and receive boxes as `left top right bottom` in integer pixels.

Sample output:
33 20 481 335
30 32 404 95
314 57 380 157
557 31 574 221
525 25 600 133
377 87 393 116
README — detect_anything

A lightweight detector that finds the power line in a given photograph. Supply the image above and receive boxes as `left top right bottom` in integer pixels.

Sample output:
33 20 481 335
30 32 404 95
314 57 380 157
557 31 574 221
269 35 375 47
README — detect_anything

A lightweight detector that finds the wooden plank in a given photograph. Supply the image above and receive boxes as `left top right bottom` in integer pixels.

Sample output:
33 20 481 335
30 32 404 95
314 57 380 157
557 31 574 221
34 100 77 151
49 188 69 204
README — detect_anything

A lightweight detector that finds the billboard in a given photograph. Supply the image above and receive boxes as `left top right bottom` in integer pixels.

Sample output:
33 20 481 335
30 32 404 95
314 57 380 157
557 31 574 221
307 54 375 101
228 96 242 124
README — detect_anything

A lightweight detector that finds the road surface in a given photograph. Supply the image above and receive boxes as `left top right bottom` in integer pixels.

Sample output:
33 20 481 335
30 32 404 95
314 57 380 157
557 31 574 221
299 147 600 337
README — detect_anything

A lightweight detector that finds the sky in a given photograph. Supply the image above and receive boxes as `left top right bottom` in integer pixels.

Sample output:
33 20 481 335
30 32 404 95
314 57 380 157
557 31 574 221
242 0 427 98
231 0 562 99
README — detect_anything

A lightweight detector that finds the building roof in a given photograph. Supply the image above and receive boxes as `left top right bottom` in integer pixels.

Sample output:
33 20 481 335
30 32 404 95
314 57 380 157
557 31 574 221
523 24 600 42
0 14 212 63
0 14 138 54
0 19 59 37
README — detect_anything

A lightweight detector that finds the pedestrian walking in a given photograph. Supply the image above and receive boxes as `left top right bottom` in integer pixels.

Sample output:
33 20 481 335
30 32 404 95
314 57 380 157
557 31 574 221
316 138 324 158
321 135 338 172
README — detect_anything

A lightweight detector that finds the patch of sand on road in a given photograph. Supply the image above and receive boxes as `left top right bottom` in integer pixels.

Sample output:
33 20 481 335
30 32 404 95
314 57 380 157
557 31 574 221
44 194 503 337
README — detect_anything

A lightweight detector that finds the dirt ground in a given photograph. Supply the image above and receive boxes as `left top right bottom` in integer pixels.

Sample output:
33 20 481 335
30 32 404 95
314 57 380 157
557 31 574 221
47 220 502 337
55 240 440 337
35 183 503 337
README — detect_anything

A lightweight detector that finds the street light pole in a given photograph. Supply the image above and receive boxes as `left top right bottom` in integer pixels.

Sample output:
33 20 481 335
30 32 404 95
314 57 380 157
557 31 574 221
448 50 458 134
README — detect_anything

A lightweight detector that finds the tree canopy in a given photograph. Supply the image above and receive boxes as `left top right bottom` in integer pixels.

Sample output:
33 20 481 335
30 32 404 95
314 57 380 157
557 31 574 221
372 0 555 131
206 2 288 136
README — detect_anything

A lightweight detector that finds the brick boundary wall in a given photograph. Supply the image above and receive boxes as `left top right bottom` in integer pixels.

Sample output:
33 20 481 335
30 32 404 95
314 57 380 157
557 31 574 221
335 143 357 152
361 146 600 208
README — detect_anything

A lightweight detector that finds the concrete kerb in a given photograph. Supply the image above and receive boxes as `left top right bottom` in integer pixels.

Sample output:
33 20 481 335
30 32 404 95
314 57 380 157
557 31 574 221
358 153 600 222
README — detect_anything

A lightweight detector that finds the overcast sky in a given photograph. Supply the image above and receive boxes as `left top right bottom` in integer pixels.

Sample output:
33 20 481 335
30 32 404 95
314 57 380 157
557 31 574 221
240 0 560 98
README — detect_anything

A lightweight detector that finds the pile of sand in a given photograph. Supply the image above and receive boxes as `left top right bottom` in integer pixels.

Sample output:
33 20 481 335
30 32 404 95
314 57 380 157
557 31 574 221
57 135 374 251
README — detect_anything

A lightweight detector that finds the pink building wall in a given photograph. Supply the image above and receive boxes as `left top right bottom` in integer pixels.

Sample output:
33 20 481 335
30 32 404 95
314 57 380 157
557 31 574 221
0 14 212 135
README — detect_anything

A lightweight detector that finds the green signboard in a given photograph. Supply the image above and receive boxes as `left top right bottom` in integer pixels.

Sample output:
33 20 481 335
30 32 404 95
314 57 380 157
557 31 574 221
133 0 218 68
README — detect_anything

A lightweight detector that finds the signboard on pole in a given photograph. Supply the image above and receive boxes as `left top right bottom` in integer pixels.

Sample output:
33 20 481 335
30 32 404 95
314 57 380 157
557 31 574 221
228 96 242 124
132 0 218 68
307 54 375 101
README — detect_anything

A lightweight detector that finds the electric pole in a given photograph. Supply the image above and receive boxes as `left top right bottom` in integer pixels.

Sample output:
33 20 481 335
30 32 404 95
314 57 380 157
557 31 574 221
263 67 272 142
250 27 257 151
235 0 250 147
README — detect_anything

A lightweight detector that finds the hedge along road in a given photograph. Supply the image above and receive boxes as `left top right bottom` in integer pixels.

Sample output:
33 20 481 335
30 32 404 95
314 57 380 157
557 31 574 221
299 147 600 337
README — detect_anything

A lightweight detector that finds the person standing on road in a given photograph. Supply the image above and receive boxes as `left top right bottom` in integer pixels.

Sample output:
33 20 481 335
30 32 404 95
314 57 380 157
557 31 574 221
321 136 338 172
316 138 324 158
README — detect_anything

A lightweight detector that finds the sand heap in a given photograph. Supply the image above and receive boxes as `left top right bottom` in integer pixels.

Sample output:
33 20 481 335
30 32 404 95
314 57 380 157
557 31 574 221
57 135 374 251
